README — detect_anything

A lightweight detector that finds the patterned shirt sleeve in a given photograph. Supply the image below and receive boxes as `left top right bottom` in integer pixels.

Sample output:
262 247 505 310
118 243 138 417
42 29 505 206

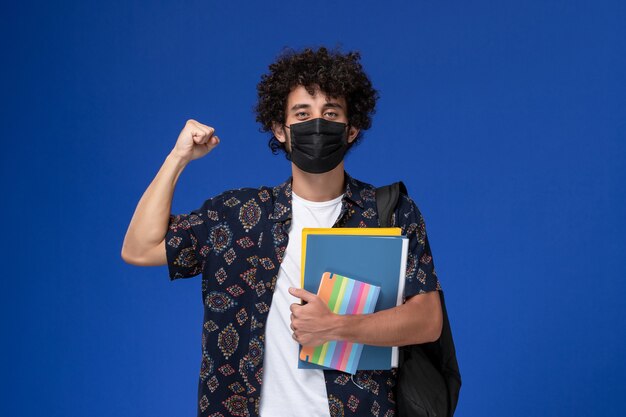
397 194 442 298
165 197 216 280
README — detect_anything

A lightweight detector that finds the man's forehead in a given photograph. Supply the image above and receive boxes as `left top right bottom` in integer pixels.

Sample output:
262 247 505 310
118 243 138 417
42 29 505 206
287 85 346 107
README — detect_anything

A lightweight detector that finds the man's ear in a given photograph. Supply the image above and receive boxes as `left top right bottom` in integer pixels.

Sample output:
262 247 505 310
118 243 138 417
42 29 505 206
272 122 287 143
347 126 360 143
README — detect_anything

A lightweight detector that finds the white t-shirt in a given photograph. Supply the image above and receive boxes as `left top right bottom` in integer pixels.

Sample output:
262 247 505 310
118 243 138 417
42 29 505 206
258 191 343 417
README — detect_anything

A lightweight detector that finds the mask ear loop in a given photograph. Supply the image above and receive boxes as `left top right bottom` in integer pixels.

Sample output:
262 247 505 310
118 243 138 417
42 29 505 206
351 374 365 389
280 124 293 160
345 123 355 150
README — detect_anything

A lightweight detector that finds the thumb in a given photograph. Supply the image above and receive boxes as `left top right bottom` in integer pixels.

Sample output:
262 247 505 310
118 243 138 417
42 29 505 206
207 135 220 148
289 287 316 302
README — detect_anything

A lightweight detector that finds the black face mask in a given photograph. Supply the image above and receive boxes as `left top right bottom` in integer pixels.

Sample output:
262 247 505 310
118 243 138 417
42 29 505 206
285 118 349 174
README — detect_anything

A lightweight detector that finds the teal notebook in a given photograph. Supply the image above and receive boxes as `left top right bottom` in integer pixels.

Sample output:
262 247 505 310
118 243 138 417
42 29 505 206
298 233 408 371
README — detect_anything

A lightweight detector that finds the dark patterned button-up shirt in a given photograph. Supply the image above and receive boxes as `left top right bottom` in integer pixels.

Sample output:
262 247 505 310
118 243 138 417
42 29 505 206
165 172 441 417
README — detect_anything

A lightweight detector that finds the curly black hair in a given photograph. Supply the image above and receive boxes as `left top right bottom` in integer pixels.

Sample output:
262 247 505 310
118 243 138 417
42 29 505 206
254 47 379 157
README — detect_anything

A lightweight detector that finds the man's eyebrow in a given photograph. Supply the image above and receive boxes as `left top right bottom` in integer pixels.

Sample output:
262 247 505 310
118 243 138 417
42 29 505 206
289 104 311 111
323 102 344 109
289 102 344 111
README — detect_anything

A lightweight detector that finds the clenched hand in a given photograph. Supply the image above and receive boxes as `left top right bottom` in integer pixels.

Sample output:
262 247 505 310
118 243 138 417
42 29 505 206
171 119 220 163
288 287 339 347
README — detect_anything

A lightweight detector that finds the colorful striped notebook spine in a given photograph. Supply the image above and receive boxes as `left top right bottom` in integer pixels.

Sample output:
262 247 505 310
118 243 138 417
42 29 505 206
299 272 381 374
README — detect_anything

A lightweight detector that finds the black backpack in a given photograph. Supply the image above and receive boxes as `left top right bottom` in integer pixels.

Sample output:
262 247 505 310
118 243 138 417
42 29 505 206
376 182 462 417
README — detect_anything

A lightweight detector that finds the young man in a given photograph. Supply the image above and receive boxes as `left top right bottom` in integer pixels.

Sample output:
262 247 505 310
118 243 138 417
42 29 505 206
122 47 443 417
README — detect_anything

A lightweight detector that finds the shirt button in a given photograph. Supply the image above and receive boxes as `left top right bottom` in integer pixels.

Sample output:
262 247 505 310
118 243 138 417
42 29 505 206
249 397 254 403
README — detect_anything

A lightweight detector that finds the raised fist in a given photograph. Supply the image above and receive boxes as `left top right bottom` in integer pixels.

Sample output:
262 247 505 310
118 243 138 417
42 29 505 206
171 119 220 162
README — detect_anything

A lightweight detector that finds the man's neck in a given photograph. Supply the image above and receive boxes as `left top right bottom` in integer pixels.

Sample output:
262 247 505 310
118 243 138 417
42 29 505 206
290 163 345 202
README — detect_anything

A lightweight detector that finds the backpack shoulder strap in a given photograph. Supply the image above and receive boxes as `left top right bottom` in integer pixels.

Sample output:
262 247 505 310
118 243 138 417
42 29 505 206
375 181 408 227
375 181 462 417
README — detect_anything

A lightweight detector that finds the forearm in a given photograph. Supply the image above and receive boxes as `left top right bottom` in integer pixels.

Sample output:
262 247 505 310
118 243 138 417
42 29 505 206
121 151 188 261
329 292 442 347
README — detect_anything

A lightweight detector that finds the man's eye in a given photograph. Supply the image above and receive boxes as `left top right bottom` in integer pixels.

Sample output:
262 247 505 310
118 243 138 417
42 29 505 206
295 112 308 118
325 112 338 118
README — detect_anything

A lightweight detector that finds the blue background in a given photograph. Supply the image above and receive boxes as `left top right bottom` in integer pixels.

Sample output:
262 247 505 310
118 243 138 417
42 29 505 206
2 1 624 416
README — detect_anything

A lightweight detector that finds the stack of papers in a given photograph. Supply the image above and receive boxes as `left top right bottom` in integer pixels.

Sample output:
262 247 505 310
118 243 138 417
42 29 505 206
298 228 409 374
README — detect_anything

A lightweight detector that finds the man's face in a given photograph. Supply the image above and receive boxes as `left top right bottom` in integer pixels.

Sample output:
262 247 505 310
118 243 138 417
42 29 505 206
273 85 359 150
